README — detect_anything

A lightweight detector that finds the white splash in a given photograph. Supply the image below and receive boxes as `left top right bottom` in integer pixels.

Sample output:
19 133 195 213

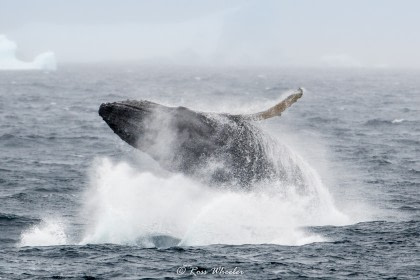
78 156 348 247
391 118 404 124
19 219 67 247
18 123 352 248
0 35 56 71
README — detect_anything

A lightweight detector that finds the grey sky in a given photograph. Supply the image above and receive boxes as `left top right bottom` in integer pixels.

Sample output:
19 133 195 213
1 0 419 68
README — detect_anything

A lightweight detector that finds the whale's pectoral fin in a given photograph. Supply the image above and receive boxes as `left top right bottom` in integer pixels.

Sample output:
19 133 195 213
239 88 303 121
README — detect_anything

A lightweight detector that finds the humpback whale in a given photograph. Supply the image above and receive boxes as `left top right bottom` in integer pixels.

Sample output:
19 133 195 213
99 88 303 188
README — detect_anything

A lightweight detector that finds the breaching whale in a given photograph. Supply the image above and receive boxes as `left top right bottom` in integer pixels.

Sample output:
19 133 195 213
99 88 303 188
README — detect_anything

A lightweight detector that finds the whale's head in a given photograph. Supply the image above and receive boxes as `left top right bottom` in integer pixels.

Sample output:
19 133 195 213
99 100 220 172
99 100 162 148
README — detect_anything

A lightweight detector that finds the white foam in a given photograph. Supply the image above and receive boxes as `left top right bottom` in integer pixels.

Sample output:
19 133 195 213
79 156 348 247
80 158 217 246
19 219 67 247
392 118 404 124
0 35 56 71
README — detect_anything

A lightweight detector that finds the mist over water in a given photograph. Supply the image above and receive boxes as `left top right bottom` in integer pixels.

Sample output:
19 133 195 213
3 1 420 68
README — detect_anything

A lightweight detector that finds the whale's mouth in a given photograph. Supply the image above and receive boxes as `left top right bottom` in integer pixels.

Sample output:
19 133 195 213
99 100 173 150
99 100 161 129
98 102 113 120
99 101 148 146
99 101 147 120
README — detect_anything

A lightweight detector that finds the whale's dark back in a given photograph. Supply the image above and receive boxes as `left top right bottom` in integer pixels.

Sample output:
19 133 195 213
99 100 277 187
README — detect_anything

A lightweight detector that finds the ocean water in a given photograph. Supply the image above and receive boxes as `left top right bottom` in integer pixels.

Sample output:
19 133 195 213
0 65 419 279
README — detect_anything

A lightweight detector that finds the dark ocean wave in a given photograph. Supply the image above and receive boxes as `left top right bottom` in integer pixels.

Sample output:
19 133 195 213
364 118 418 127
0 133 15 140
368 158 393 165
4 192 37 203
308 116 341 124
0 213 40 226
398 206 419 212
394 138 420 146
0 133 101 143
364 119 393 126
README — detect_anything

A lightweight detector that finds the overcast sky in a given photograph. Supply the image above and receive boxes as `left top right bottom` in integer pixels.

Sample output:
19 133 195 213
1 0 419 68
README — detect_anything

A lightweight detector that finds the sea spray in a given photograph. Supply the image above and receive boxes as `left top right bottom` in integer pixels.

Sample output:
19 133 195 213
79 155 348 247
17 132 349 247
19 218 68 247
80 158 216 246
18 151 348 247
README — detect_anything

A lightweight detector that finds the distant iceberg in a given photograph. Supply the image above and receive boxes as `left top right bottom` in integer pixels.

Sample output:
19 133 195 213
0 35 57 71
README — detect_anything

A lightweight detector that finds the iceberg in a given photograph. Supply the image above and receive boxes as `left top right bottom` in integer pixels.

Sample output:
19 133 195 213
0 35 57 71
